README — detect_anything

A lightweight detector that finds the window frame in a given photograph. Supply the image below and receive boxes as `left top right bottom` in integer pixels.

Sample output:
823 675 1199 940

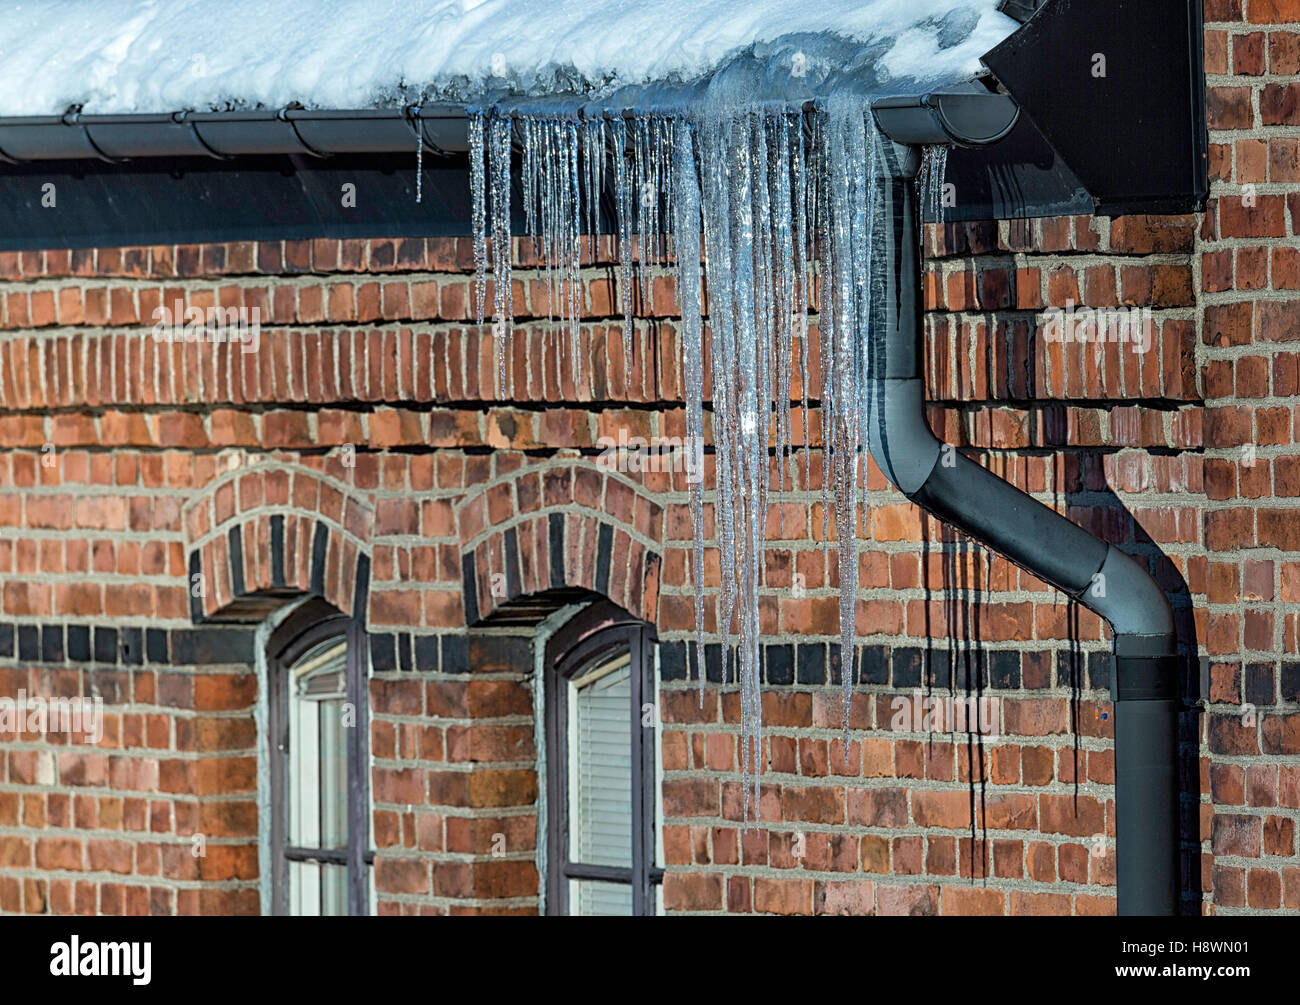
268 600 372 916
544 604 660 915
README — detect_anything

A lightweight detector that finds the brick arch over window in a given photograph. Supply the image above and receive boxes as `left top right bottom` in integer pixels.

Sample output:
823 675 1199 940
183 463 375 624
457 463 664 626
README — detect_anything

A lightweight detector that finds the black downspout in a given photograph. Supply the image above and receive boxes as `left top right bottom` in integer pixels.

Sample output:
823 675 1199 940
866 120 1179 916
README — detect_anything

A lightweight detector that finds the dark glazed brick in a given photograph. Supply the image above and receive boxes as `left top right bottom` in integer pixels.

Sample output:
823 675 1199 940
1282 663 1300 703
923 649 952 689
766 644 794 685
120 627 144 666
0 624 12 658
1244 663 1275 707
1087 652 1111 693
353 554 371 630
370 634 397 672
829 644 851 686
891 648 922 689
797 644 826 686
660 641 688 682
704 643 724 684
41 626 63 663
398 633 414 672
461 553 479 626
988 651 1020 689
171 628 254 665
93 628 117 665
270 514 286 587
440 635 470 674
548 513 565 589
310 521 329 597
146 629 168 664
414 635 441 672
18 625 39 661
468 635 532 673
595 523 613 595
859 646 889 685
188 550 204 624
951 654 989 691
67 625 91 662
228 526 246 597
503 528 521 600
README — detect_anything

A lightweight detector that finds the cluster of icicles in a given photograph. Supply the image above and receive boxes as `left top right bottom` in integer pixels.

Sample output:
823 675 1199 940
464 103 944 820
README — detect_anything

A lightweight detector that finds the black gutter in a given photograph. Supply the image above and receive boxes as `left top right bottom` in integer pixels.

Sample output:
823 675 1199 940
0 107 472 162
0 102 797 163
869 91 1179 917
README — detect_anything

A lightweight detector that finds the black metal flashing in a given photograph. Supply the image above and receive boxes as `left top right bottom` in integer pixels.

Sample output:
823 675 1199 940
0 151 497 252
979 0 1208 217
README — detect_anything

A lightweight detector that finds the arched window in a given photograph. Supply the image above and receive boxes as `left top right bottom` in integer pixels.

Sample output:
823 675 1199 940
545 604 661 915
268 600 372 915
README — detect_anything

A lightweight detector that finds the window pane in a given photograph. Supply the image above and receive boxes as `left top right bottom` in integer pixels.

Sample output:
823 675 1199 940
570 879 632 916
287 640 349 851
289 860 348 917
568 652 632 869
317 699 348 848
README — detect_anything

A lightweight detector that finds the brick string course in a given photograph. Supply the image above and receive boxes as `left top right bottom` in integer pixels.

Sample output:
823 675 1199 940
0 1 1298 915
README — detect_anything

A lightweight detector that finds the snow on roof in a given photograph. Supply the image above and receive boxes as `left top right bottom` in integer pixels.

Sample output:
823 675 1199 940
0 0 1017 116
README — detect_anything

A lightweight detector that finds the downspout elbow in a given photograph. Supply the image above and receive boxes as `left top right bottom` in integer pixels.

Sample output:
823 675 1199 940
867 377 943 495
866 374 1175 653
1087 544 1175 643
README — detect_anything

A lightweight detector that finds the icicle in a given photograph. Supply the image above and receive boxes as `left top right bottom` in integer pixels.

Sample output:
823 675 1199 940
771 114 794 530
696 110 740 812
792 112 812 508
750 117 774 534
815 109 837 555
611 118 635 380
468 110 488 327
582 117 604 265
567 118 583 385
920 144 950 224
671 122 707 710
414 106 424 204
634 116 651 316
523 118 539 260
488 114 514 393
658 118 674 278
542 120 557 338
725 111 763 823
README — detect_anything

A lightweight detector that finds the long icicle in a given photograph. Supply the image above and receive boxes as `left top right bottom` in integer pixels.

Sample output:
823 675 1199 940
488 113 513 393
672 122 708 710
468 110 488 328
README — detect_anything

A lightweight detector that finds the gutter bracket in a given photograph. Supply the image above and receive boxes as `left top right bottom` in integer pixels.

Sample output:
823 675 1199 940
279 107 333 159
61 111 124 164
172 110 235 160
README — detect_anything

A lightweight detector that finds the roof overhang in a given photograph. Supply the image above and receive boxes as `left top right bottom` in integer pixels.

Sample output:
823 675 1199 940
0 0 1206 251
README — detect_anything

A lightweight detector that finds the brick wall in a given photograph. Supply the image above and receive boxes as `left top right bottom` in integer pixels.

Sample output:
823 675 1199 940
1198 0 1300 914
0 0 1297 916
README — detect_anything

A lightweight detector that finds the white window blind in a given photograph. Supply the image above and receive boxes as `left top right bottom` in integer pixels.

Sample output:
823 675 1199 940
567 651 633 915
287 639 348 916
